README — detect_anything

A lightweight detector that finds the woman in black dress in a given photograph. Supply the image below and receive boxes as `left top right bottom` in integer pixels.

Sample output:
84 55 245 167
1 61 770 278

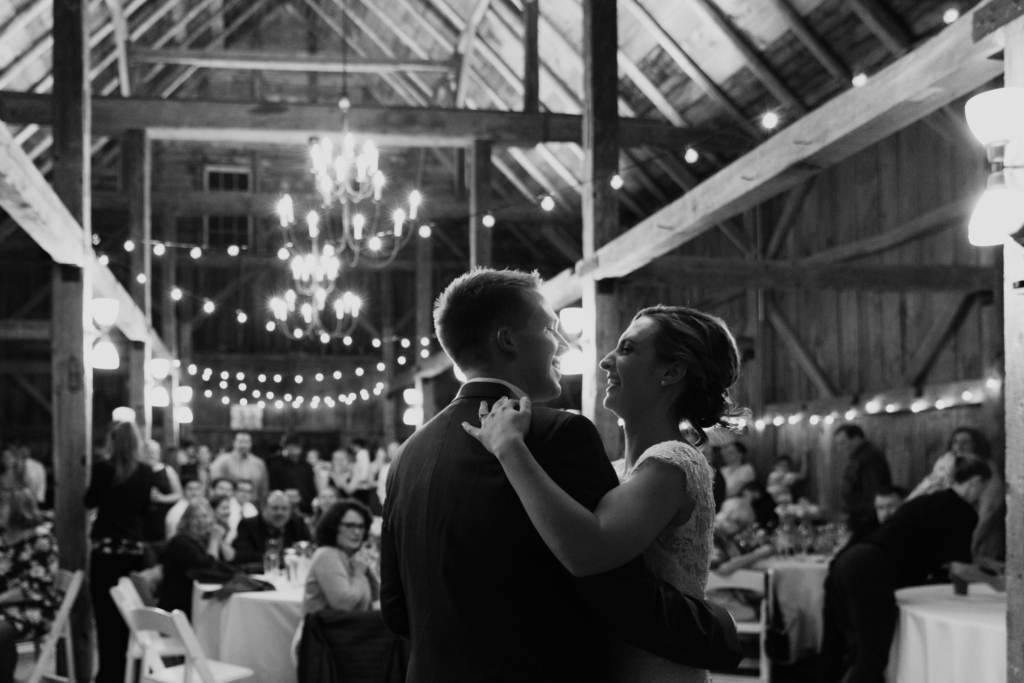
85 420 154 683
0 489 60 683
142 439 182 543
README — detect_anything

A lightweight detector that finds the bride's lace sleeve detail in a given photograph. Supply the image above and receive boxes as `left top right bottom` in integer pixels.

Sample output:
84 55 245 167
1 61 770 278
627 441 716 599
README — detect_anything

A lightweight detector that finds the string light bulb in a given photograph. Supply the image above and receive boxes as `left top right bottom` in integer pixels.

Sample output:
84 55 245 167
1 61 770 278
540 195 555 212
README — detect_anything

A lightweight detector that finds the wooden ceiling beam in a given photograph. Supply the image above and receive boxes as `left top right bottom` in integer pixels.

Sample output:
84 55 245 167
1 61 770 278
101 0 132 95
0 118 172 358
764 178 815 258
643 257 994 292
0 320 51 341
128 48 454 74
844 0 914 56
621 0 760 139
685 0 806 114
539 3 1006 303
763 0 851 82
0 91 723 149
765 300 837 398
454 0 491 107
902 293 977 387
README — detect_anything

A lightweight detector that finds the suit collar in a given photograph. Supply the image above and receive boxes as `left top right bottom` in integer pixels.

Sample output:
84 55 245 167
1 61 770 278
454 381 524 402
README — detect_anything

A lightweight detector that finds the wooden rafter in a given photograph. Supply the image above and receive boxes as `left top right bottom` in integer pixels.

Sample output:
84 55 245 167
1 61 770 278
763 0 850 82
129 47 454 73
765 300 837 398
645 257 994 292
844 0 913 55
454 0 491 107
803 197 974 263
10 373 51 414
620 0 759 138
539 5 1005 303
765 178 815 258
685 0 806 114
101 0 132 96
901 293 978 387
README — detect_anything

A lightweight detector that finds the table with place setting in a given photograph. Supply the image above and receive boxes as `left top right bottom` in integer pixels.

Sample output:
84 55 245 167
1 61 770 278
887 583 1007 683
191 575 305 683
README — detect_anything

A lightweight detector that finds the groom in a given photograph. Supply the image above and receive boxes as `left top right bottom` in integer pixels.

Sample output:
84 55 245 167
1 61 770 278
381 268 741 682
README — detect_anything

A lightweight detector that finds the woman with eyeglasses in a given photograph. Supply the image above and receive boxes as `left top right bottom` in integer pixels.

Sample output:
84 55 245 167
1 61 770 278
303 500 378 614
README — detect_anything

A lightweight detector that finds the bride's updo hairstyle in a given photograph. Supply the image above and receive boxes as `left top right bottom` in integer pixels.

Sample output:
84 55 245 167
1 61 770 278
635 305 743 447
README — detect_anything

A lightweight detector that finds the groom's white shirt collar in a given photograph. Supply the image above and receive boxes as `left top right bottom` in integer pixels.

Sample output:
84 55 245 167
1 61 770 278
463 377 527 400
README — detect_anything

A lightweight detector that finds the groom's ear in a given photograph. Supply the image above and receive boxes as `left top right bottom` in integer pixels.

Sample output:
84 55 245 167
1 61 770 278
495 326 517 354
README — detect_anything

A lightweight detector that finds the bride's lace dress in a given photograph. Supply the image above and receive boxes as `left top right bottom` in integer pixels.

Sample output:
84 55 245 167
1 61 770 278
611 440 716 683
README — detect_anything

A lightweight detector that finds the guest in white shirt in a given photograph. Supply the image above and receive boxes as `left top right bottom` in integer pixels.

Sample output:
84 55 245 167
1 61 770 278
234 479 259 519
165 479 206 539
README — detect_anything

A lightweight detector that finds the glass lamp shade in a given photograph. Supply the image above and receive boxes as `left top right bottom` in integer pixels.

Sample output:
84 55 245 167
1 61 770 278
174 386 193 403
402 407 424 427
403 388 422 406
965 88 1024 146
968 171 1024 246
149 358 171 380
174 406 194 424
559 347 586 376
149 385 170 408
111 406 136 423
93 339 120 370
558 307 585 337
91 298 120 328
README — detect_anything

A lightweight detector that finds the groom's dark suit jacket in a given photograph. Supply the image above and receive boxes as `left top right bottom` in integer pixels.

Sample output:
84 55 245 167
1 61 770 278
381 381 741 683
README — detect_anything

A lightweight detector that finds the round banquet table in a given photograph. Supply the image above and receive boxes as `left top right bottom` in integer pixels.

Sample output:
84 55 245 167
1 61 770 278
888 584 1006 683
192 580 305 683
756 554 830 663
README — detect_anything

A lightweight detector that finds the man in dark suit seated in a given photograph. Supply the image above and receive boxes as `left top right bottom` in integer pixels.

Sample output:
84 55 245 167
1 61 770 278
233 489 311 569
381 268 741 683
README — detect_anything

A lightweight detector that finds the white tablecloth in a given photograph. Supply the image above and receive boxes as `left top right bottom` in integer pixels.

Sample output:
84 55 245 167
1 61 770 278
889 584 1006 683
192 581 305 683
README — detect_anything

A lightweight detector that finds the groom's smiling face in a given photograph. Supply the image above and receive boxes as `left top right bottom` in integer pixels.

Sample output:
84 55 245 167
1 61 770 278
507 294 570 402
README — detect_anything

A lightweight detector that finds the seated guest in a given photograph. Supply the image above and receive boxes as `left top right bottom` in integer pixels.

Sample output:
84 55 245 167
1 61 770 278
267 435 318 514
766 454 805 504
211 478 243 535
232 490 311 568
719 441 756 499
909 427 1005 560
873 485 907 525
210 494 238 545
158 499 233 619
0 489 60 683
0 445 47 506
820 457 990 683
164 478 206 539
303 501 378 615
235 479 259 519
715 482 774 536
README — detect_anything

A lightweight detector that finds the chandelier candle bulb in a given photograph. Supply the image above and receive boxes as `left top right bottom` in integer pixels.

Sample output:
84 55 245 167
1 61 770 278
394 208 406 237
277 195 294 227
306 211 320 239
408 191 422 220
373 171 385 201
353 214 365 240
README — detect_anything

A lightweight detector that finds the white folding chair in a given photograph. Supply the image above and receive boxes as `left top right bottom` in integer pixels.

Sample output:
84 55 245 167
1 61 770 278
706 568 769 681
131 607 253 683
110 578 187 683
26 568 84 683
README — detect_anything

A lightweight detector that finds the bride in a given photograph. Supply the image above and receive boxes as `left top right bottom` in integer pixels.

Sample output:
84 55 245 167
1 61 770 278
464 305 742 682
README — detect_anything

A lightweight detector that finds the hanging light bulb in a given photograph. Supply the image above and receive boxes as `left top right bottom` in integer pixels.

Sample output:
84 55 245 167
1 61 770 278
540 195 555 212
149 385 170 408
968 171 1024 246
236 310 247 324
418 225 431 238
92 339 120 370
153 243 166 256
227 245 240 257
610 174 624 190
482 214 496 228
124 239 135 252
684 148 699 164
203 300 215 314
190 247 202 259
98 254 109 266
91 298 120 328
170 287 183 301
368 235 383 251
761 111 780 129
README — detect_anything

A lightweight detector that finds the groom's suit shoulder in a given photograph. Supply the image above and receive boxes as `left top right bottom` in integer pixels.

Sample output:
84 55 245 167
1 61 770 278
525 407 620 508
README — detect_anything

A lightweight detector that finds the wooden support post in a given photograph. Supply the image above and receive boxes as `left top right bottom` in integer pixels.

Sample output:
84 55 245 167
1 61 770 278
522 0 539 113
415 231 436 423
1002 16 1024 683
381 272 397 444
580 0 621 457
468 139 492 268
161 214 179 449
50 0 92 679
125 129 152 438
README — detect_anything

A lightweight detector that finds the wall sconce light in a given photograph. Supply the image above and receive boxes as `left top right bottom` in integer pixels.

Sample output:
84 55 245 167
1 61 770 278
964 87 1024 246
93 339 120 370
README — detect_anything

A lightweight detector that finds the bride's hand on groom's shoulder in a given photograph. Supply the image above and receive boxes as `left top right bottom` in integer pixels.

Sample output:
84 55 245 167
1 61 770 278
462 396 532 460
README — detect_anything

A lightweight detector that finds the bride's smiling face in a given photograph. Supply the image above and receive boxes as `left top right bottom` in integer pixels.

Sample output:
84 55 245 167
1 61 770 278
600 317 678 420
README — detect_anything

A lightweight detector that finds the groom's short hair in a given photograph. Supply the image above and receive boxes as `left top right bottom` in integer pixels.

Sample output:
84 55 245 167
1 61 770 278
434 268 543 369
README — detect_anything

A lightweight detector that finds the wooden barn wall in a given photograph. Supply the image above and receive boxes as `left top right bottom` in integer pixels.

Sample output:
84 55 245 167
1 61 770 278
615 113 999 512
